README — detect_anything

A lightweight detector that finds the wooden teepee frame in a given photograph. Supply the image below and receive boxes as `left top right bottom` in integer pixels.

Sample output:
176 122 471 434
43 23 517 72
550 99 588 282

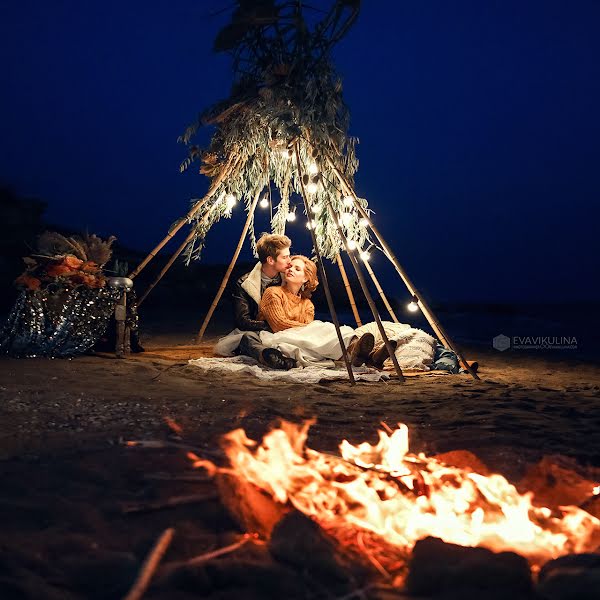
127 0 479 382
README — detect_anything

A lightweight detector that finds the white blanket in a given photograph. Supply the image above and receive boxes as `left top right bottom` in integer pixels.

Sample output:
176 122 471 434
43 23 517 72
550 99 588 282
188 355 388 383
354 321 437 371
214 320 356 368
213 319 437 371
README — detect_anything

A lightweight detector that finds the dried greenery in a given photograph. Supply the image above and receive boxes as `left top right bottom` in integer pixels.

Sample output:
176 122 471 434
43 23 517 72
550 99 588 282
179 0 372 262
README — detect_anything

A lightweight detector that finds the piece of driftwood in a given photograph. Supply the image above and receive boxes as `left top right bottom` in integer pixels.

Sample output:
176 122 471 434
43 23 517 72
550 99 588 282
214 472 393 590
142 472 213 483
158 533 259 580
123 527 174 600
121 492 218 514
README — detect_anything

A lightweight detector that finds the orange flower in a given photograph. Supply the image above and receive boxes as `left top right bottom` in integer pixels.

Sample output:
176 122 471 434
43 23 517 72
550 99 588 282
15 273 42 290
63 255 83 269
46 264 75 277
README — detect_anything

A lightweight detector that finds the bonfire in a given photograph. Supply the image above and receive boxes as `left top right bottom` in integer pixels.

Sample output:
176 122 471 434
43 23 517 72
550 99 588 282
181 420 600 582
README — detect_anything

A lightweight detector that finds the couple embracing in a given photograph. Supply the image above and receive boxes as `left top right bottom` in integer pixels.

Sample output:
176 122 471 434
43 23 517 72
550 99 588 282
215 233 395 370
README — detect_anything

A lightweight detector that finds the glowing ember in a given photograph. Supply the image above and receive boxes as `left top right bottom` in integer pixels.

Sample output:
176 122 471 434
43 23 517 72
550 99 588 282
197 421 600 566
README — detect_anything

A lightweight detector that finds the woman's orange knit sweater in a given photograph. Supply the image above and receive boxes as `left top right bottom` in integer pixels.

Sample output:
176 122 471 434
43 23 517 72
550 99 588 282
257 286 315 333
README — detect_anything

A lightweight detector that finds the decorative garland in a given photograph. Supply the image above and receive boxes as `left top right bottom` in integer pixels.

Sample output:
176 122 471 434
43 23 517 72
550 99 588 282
178 0 372 263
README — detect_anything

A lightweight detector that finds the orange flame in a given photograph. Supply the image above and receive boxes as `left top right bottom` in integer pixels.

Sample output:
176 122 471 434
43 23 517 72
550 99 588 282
209 421 600 565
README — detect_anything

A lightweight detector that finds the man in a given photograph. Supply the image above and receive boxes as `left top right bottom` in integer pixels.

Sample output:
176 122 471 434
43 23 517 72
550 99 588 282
232 233 296 369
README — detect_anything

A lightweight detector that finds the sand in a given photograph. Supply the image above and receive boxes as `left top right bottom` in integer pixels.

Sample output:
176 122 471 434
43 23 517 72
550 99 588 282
2 320 600 598
2 324 600 475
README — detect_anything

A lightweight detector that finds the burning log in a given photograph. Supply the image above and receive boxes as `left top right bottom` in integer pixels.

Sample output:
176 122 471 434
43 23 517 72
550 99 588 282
518 455 600 516
214 471 290 538
214 472 393 590
433 449 491 476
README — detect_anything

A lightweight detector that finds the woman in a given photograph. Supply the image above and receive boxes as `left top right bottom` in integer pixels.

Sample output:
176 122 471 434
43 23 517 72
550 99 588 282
256 255 393 368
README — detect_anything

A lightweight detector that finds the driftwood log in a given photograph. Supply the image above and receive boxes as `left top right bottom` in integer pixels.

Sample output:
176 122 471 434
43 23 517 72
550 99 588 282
214 471 389 591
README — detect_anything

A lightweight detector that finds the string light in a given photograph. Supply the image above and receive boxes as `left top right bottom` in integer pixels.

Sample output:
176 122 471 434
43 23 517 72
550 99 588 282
360 250 371 262
286 209 297 222
307 182 318 194
407 295 419 312
311 203 322 214
341 212 353 226
308 163 319 175
343 195 354 207
280 148 292 159
306 219 317 229
347 240 357 250
225 194 237 209
359 217 369 227
259 196 269 209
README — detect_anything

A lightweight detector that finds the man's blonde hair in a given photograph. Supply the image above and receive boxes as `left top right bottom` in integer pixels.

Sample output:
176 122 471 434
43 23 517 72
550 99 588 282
256 233 292 263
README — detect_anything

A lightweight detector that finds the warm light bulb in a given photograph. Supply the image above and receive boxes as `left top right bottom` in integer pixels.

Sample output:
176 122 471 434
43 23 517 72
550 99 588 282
286 211 296 222
407 300 419 312
311 203 322 214
343 195 354 207
341 212 353 226
306 182 318 194
359 217 369 227
225 194 237 208
259 197 269 209
347 240 357 250
360 250 370 262
308 163 319 175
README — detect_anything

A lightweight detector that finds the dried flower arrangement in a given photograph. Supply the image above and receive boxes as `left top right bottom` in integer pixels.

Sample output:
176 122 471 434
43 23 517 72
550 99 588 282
15 232 116 291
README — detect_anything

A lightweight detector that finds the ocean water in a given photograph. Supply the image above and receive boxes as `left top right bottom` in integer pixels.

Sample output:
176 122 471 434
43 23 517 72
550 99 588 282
316 303 600 361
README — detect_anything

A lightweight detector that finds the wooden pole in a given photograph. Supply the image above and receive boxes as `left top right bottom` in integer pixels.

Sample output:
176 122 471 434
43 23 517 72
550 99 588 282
335 253 362 327
294 145 355 385
128 153 238 280
124 527 174 600
137 201 220 307
325 203 405 381
196 190 261 341
325 155 479 380
362 257 399 323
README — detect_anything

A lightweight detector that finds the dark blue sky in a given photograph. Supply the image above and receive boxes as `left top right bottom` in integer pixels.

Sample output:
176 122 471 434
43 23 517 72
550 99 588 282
1 1 599 303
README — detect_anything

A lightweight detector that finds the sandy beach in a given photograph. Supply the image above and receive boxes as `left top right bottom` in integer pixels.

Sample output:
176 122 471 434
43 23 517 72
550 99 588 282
1 309 600 598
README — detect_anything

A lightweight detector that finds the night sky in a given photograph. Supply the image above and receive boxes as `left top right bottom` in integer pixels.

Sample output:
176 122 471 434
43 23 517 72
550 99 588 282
1 1 599 304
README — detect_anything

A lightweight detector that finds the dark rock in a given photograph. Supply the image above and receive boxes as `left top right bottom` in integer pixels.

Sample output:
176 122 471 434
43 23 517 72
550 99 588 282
406 536 532 599
537 553 600 599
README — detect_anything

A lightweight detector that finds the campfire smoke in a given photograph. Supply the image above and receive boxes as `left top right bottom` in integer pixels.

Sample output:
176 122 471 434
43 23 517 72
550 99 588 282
196 421 600 568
